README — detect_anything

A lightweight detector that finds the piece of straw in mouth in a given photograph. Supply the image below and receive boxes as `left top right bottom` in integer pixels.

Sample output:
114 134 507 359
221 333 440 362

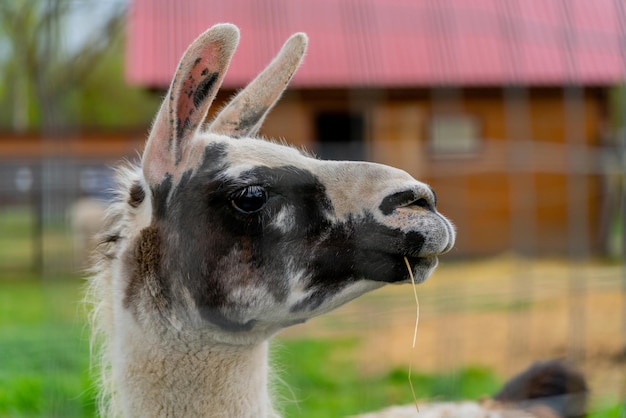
404 256 420 413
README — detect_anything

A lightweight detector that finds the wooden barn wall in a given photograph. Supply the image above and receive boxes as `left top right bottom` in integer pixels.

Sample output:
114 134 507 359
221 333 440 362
0 131 146 160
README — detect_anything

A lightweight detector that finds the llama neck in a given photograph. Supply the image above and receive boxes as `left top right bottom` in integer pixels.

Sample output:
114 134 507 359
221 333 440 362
113 323 276 418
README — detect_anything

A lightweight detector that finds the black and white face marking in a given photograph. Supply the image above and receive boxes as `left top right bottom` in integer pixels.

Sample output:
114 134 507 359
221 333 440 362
125 136 454 342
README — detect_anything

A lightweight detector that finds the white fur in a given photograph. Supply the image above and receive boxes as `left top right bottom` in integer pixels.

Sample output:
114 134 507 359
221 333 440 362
356 402 537 418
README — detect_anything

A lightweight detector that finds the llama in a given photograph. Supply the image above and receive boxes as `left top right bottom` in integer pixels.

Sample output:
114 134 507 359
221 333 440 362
358 359 588 418
88 23 454 417
88 24 585 418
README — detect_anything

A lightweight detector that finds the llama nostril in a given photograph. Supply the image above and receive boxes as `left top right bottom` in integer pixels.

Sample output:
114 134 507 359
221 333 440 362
379 190 433 215
413 198 431 210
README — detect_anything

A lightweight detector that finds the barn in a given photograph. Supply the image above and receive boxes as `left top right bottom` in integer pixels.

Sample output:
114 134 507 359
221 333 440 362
124 0 626 257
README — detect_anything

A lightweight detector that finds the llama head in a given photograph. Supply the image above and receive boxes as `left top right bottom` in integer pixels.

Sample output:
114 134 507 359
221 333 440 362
117 24 455 345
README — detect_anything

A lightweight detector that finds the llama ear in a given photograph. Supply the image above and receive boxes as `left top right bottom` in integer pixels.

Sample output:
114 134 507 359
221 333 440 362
208 32 308 138
142 24 240 185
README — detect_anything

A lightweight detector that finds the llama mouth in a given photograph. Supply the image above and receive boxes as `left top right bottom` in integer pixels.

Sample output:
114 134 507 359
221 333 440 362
400 255 438 284
353 250 437 284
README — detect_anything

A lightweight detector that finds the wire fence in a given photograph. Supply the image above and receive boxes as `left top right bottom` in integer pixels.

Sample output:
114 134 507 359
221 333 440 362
0 0 625 413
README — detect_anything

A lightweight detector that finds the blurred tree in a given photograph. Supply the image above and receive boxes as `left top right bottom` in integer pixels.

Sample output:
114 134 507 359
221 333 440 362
0 0 162 274
69 30 162 129
0 0 129 133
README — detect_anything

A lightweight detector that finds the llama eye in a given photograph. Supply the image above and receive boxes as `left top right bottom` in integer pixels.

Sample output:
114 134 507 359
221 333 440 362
231 186 268 214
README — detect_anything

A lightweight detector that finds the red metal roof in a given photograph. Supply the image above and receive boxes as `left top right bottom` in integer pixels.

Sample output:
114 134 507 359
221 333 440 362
126 0 626 88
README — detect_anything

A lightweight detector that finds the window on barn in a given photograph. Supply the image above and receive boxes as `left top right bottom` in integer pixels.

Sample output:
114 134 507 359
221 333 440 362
314 111 365 161
428 114 480 156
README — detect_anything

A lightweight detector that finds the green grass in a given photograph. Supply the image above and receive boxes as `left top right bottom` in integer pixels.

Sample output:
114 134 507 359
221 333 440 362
0 207 77 279
0 279 623 417
0 279 95 417
0 208 36 273
274 339 500 416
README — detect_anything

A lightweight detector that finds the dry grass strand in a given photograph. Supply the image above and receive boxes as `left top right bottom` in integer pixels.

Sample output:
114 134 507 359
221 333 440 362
404 256 420 413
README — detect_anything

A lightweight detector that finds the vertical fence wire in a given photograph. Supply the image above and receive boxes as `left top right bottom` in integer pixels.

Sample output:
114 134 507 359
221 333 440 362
427 0 468 384
499 0 536 372
615 0 626 403
1 0 625 411
559 0 589 363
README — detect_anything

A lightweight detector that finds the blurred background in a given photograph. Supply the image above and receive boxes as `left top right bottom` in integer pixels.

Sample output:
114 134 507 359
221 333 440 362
0 0 624 416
